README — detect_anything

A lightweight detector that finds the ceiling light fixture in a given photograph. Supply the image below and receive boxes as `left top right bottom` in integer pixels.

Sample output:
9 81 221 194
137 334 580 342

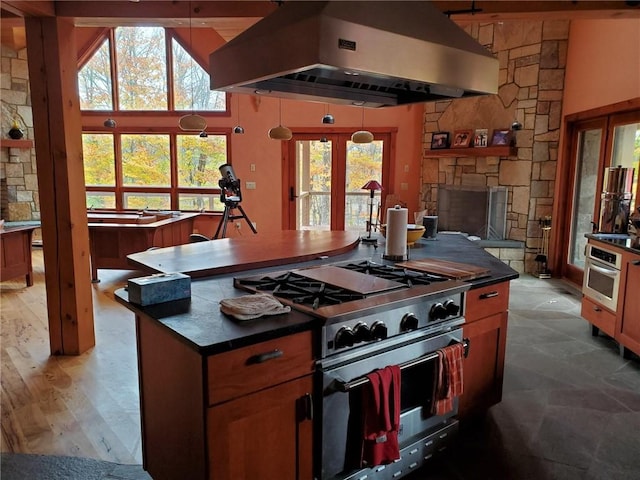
178 1 208 132
322 103 334 124
268 99 292 140
351 107 373 144
233 94 245 134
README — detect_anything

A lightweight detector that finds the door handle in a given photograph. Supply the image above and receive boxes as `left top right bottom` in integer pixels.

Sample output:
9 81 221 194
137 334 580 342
290 187 298 201
633 260 640 266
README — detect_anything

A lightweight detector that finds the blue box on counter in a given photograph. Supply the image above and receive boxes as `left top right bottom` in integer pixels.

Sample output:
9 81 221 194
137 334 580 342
127 272 191 306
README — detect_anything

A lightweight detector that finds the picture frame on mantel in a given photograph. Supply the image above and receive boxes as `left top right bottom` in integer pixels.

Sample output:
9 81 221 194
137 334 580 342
452 129 473 148
473 128 489 147
490 128 513 146
430 131 449 150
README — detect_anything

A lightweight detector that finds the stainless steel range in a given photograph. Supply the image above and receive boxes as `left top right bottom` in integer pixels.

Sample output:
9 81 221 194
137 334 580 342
234 260 471 480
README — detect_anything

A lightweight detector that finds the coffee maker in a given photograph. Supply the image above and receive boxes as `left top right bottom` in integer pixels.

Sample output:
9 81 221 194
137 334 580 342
598 166 635 234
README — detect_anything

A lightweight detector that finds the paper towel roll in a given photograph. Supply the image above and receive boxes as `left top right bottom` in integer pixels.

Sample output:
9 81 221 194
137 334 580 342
384 205 408 260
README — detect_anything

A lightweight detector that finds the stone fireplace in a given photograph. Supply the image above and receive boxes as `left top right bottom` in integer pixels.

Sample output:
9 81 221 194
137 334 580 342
437 185 508 239
420 19 568 274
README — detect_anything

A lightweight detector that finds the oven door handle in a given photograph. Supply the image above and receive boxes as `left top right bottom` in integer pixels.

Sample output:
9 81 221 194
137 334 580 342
588 263 618 277
335 338 470 393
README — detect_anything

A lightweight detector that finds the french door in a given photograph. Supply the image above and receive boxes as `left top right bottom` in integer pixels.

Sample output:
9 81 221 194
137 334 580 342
556 106 640 286
283 132 392 231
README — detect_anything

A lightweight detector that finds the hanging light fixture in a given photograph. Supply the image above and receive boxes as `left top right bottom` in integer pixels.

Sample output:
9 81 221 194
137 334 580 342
351 106 373 144
103 118 117 128
233 94 245 134
268 99 292 140
179 1 207 132
322 103 334 124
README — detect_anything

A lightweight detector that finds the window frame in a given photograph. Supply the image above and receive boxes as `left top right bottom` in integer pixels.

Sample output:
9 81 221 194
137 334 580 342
79 26 231 212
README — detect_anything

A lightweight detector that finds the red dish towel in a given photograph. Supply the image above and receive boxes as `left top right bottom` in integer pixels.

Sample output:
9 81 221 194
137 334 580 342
360 365 401 467
431 342 465 416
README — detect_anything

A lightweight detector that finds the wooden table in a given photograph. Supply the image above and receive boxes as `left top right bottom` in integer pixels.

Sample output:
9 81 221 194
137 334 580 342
88 212 199 282
127 230 361 278
0 224 37 286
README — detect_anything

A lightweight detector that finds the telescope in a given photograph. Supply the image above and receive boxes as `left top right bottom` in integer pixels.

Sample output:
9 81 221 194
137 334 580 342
214 163 257 239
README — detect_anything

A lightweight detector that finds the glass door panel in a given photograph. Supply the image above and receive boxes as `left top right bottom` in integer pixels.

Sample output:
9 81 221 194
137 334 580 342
568 128 602 269
345 141 383 232
611 121 640 206
295 139 333 230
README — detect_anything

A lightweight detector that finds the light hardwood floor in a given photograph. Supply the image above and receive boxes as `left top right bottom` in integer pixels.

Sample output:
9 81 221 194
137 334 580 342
1 248 144 464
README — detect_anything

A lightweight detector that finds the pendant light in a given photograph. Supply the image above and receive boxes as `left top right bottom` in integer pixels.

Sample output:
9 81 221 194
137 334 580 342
322 103 334 124
233 94 244 134
351 106 373 144
178 2 207 132
268 99 292 140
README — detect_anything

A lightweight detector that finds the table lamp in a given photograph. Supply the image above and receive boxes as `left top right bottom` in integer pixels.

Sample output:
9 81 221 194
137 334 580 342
361 180 382 244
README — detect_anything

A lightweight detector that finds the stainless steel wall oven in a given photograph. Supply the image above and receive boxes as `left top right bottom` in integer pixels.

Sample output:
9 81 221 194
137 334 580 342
583 243 621 312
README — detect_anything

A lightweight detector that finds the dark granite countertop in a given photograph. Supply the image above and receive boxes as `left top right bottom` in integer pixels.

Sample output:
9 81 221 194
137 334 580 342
114 233 519 355
585 233 640 255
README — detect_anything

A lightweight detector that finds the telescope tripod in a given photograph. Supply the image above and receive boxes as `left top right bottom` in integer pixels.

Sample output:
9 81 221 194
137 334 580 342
214 199 258 239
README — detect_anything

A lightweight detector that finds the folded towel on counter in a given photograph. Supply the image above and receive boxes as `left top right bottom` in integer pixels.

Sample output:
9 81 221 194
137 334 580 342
220 293 291 321
431 342 465 416
360 365 401 467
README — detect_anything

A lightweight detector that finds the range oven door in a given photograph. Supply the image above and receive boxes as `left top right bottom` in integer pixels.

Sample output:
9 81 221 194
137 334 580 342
583 257 620 312
316 327 463 480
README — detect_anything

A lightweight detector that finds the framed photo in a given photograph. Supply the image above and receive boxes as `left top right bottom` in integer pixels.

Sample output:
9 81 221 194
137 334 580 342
473 128 489 148
452 129 473 148
490 129 513 146
430 131 449 150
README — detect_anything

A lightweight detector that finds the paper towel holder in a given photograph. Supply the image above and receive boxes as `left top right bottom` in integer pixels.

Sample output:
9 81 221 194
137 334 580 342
382 205 409 262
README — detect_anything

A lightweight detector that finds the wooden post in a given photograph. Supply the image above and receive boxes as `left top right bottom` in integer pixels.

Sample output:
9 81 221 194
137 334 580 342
24 17 95 355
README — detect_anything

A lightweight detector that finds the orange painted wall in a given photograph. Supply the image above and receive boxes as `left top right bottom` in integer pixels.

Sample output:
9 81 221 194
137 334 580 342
563 18 640 116
228 96 424 235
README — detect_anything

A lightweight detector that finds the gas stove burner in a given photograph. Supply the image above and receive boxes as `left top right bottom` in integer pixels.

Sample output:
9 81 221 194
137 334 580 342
339 261 450 286
236 272 366 309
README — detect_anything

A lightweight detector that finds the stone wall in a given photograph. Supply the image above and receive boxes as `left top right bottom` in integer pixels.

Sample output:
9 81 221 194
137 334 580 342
1 44 38 222
421 20 569 274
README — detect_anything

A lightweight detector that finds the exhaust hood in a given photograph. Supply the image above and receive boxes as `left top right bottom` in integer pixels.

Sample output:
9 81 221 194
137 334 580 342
209 1 498 108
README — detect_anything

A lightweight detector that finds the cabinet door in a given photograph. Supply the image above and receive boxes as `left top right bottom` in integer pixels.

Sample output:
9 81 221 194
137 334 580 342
619 257 640 355
208 375 313 480
459 311 508 418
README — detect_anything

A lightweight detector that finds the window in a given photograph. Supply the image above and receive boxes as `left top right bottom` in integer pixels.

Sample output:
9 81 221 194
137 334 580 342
79 26 229 212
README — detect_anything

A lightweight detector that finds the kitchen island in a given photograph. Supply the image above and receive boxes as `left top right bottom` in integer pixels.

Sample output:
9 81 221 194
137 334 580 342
115 233 518 480
88 211 199 282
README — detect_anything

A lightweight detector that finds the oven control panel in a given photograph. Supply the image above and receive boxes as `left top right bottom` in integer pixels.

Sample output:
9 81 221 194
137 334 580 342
322 292 465 358
588 244 621 269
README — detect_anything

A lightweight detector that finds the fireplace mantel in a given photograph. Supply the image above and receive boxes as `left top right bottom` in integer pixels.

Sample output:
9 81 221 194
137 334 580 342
424 146 517 158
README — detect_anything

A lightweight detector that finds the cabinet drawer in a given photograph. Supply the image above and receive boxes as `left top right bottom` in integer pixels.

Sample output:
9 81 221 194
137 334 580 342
207 331 314 405
465 282 510 323
581 296 616 338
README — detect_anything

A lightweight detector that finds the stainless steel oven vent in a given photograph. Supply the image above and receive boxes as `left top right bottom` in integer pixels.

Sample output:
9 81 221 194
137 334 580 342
209 1 499 108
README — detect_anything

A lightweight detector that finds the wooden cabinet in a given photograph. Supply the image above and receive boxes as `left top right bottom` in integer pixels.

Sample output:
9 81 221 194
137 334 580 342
0 225 36 286
208 376 313 479
616 250 640 357
581 296 616 338
135 313 314 480
459 281 510 418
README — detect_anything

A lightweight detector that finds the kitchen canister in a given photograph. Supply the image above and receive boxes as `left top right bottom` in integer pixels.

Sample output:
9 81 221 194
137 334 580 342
384 205 408 261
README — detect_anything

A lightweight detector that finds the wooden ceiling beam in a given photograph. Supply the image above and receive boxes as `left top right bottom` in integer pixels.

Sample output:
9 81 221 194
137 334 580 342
431 1 640 20
1 1 55 17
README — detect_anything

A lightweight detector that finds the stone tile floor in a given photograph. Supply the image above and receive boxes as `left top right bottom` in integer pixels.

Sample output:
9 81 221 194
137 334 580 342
410 275 640 480
2 275 639 479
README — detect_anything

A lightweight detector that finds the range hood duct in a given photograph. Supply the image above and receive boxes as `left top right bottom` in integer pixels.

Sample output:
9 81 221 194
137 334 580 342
209 1 499 108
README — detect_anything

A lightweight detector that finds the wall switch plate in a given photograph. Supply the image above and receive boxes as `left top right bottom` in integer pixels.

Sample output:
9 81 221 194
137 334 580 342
401 182 408 191
404 164 409 173
245 181 256 189
250 163 256 172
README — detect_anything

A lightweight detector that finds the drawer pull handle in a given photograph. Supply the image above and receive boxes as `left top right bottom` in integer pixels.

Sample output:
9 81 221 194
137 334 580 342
247 349 283 364
593 306 601 312
479 291 499 299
